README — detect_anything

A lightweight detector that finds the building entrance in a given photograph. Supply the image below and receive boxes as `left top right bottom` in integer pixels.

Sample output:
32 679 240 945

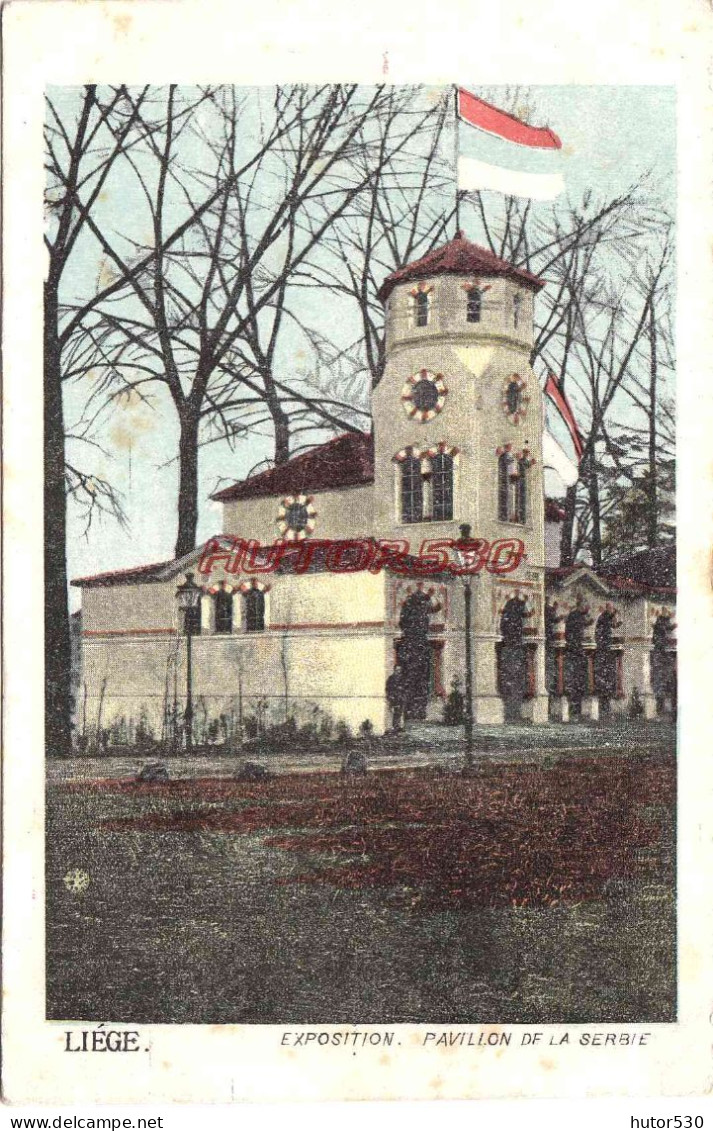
396 592 432 721
497 598 529 722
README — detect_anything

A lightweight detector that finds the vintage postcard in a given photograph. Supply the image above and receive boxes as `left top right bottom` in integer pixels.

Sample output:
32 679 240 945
3 0 713 1105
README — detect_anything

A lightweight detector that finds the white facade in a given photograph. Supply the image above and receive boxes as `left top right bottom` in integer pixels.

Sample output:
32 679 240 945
74 238 676 742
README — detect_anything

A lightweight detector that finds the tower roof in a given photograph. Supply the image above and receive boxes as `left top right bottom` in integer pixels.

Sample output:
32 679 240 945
376 231 544 304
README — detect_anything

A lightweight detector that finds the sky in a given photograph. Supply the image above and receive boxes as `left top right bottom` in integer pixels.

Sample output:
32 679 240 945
55 84 676 606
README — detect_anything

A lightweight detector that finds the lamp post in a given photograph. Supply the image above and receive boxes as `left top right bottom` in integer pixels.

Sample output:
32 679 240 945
176 571 201 755
454 523 475 766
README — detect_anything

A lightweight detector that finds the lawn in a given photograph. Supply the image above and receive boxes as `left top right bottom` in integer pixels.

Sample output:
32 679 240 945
46 752 676 1024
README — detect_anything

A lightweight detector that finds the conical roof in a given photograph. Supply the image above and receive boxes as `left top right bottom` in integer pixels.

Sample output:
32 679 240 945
376 230 544 303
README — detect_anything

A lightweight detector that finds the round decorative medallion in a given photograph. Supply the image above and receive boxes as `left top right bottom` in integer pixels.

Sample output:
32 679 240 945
401 369 447 422
277 494 316 541
502 374 529 424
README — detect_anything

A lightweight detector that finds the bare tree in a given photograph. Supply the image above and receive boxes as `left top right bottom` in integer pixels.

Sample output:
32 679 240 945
67 85 433 557
307 87 455 388
44 84 153 756
537 224 674 564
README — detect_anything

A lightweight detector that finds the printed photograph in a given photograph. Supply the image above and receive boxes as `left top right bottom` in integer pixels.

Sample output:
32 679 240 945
44 83 676 1024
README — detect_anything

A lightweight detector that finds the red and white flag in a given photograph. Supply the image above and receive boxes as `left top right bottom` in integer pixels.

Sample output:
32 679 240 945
457 88 565 202
543 372 584 488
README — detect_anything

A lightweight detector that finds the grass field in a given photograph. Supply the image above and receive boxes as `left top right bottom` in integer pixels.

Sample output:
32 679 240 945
46 751 676 1024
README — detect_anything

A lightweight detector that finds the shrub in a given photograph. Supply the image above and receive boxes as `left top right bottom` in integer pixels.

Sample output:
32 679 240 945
444 679 465 726
335 719 353 744
318 713 335 741
298 722 319 744
359 719 374 737
629 687 644 718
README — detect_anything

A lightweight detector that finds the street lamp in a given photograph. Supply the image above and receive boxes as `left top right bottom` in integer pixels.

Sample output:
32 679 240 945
453 523 475 767
176 571 201 755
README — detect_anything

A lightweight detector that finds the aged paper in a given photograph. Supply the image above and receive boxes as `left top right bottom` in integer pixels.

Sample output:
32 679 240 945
2 0 713 1104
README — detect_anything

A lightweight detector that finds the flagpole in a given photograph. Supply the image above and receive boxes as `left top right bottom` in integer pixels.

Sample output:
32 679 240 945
453 85 460 233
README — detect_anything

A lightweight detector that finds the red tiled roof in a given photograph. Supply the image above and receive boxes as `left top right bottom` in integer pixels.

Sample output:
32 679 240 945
211 431 374 503
71 559 173 588
376 231 544 303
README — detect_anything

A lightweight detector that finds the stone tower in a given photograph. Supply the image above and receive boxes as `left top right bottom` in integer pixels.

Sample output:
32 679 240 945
373 232 549 724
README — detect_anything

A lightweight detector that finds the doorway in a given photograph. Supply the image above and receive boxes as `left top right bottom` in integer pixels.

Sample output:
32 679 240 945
564 609 589 716
396 592 432 721
497 598 529 722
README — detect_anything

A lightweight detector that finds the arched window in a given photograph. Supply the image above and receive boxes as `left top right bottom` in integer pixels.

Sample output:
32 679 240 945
498 452 511 521
564 608 589 714
244 588 265 633
466 287 482 323
595 611 618 703
414 291 429 327
401 455 424 523
515 457 527 523
497 452 527 524
214 589 233 634
431 452 454 520
513 292 522 328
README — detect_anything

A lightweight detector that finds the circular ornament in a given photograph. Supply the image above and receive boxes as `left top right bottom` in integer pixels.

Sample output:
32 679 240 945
277 494 316 541
502 374 529 424
401 369 447 422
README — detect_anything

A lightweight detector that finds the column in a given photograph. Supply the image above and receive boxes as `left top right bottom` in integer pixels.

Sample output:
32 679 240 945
609 647 627 715
620 642 657 719
472 636 504 724
580 645 600 721
549 646 569 722
521 640 549 724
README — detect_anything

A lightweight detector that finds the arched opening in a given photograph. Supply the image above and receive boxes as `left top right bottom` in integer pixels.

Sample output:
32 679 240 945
497 451 527 524
651 616 677 715
214 588 233 634
396 592 432 721
594 612 618 714
564 609 589 716
414 290 429 327
497 598 529 722
431 452 454 520
400 454 424 524
466 286 482 323
244 588 265 633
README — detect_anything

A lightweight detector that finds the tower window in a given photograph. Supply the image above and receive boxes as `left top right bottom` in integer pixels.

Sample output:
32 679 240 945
466 287 482 323
513 293 523 328
214 589 233 634
411 379 440 413
400 455 424 523
398 449 455 523
505 380 522 416
431 453 454 521
284 501 309 533
244 588 265 633
498 452 527 524
414 291 429 327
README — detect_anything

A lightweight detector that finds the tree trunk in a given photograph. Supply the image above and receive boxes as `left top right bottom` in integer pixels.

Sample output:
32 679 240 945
265 387 290 466
647 303 658 548
44 282 73 758
560 485 577 567
174 407 200 558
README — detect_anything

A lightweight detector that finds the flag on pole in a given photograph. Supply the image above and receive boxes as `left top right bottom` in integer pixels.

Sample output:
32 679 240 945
544 372 584 459
456 88 565 202
542 372 584 489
